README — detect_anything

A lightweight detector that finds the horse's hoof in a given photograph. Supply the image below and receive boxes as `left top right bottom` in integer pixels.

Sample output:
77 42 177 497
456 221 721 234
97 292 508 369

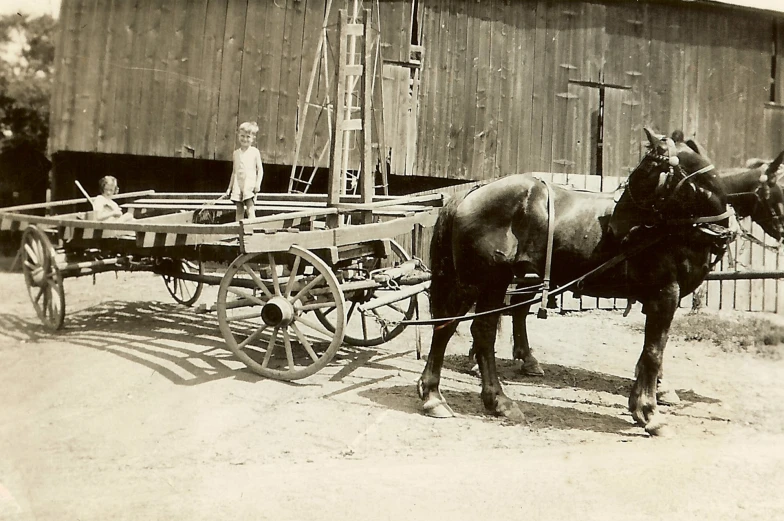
497 401 525 423
521 359 544 377
423 397 455 418
657 389 681 406
644 416 672 437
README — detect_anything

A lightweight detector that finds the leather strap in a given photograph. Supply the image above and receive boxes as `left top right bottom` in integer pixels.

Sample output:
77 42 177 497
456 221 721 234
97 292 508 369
539 179 556 318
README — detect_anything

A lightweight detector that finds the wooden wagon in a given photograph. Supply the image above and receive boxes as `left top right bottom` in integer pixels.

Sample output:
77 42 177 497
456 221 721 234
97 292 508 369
0 190 442 380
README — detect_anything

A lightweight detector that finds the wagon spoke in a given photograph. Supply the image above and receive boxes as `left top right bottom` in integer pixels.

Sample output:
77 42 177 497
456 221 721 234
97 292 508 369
241 264 273 298
360 311 369 341
227 310 264 322
261 327 280 369
282 330 295 370
33 239 44 266
268 254 282 296
293 314 335 338
34 286 44 304
283 256 301 297
24 243 39 264
346 300 358 322
298 301 339 311
227 287 267 307
238 323 268 350
292 273 326 303
42 285 50 315
46 284 57 320
290 323 319 362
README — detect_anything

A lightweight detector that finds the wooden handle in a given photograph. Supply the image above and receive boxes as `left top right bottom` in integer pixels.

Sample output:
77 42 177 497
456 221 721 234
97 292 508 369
74 180 92 202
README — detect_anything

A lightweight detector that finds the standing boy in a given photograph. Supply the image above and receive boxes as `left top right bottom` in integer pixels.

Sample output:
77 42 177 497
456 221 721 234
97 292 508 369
226 121 264 221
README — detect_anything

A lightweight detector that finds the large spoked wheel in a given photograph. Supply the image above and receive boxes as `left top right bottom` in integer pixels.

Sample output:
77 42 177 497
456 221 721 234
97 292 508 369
161 259 204 306
21 226 65 331
217 245 346 380
314 240 417 346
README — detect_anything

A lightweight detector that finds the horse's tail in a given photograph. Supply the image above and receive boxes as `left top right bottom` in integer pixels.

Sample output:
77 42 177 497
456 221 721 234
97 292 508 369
428 194 463 318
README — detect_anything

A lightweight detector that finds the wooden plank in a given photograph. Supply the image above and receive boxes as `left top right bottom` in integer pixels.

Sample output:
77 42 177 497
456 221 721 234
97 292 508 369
48 0 75 153
0 210 242 234
458 0 479 180
471 1 492 181
241 228 336 253
71 0 112 151
514 2 537 174
56 0 88 152
276 0 308 166
104 0 139 154
157 0 191 158
437 0 457 179
292 0 326 169
0 190 156 213
482 0 504 179
550 6 577 175
446 0 468 178
175 0 208 158
527 1 548 172
131 1 164 155
500 0 520 174
537 2 559 173
416 0 445 177
214 0 248 160
259 0 287 162
333 214 420 246
622 4 646 173
194 0 228 159
93 0 118 153
144 0 178 156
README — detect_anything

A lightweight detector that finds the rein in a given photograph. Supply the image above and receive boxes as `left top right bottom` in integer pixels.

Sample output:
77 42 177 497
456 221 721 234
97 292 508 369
400 232 668 328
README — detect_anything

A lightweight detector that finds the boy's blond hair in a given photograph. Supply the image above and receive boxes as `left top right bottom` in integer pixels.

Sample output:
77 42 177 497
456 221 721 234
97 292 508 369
239 121 259 134
99 176 118 194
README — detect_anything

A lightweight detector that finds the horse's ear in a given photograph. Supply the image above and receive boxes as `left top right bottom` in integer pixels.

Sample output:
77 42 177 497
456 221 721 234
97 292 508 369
644 127 661 149
766 150 784 181
685 139 705 156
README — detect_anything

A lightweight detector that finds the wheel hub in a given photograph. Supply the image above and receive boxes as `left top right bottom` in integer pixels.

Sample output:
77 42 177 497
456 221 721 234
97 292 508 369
261 296 295 327
29 266 46 286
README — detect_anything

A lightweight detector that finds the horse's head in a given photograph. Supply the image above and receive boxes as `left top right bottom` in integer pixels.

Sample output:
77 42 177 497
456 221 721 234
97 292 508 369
739 150 784 241
623 127 727 223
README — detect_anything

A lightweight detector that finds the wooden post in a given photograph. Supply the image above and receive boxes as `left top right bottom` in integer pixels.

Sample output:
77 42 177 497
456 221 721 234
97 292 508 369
327 10 349 227
359 9 374 223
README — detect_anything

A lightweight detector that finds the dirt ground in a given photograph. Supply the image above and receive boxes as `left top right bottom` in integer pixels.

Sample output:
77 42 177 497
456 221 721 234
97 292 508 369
2 270 784 521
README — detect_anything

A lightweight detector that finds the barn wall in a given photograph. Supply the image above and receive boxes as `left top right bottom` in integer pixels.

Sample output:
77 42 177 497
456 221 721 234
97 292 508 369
50 0 783 183
414 0 780 181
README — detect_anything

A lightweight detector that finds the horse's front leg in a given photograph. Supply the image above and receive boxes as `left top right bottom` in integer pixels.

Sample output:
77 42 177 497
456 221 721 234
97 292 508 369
511 301 544 376
418 295 473 418
474 285 525 422
630 284 678 436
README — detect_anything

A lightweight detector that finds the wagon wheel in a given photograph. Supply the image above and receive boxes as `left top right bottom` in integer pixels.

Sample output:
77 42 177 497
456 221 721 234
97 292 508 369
161 259 204 306
314 240 418 347
20 226 65 331
216 245 346 381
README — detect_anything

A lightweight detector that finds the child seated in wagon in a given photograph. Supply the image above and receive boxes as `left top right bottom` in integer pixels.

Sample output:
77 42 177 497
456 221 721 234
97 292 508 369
92 176 134 222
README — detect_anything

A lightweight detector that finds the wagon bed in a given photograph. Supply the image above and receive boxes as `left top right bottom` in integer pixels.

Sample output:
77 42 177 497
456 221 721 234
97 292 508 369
1 190 443 380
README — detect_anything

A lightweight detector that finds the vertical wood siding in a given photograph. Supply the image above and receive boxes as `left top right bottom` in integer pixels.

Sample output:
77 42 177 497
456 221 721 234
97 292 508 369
51 0 781 175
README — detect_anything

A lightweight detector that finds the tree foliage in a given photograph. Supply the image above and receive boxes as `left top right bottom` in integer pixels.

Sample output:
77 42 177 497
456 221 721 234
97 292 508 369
0 13 56 155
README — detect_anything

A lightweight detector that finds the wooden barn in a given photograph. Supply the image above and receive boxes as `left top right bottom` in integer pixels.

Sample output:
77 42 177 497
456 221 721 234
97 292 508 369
48 0 784 199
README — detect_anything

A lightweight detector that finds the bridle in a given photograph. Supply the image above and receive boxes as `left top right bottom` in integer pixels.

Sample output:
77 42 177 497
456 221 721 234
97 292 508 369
626 146 732 226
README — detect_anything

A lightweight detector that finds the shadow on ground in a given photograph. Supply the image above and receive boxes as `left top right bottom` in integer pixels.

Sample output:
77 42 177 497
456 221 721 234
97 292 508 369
0 301 264 386
443 354 719 405
359 384 635 434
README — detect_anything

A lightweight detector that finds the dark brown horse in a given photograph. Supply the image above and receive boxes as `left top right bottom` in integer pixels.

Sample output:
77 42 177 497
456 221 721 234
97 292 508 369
512 145 784 407
418 128 732 435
